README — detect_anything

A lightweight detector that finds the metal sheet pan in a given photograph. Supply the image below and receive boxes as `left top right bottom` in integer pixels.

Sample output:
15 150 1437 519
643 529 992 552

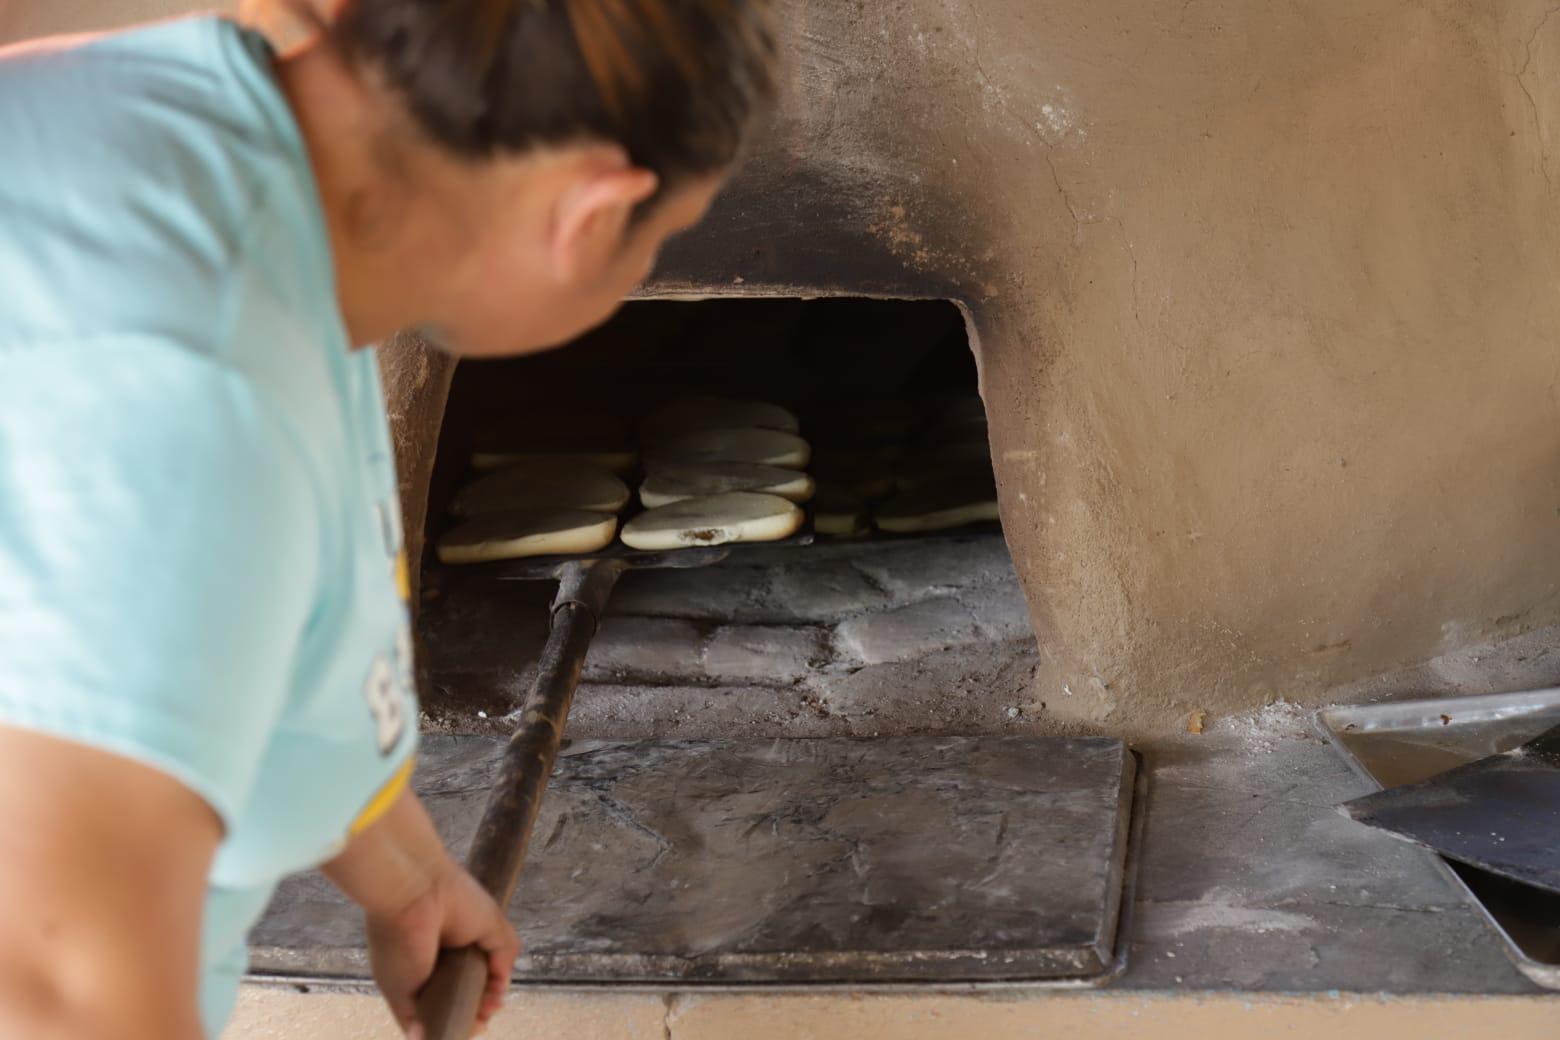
1315 689 1560 989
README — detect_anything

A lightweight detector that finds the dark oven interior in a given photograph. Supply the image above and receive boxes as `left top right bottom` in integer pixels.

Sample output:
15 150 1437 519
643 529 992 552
416 297 1041 739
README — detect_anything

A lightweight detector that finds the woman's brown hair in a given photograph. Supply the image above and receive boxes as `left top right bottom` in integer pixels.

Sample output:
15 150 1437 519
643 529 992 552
332 0 777 199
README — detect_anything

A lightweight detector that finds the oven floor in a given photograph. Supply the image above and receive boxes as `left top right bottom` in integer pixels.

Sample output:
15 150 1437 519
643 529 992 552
252 734 1137 983
418 530 1044 740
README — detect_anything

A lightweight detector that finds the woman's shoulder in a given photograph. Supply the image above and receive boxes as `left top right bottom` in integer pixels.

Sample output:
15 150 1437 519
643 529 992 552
0 16 289 194
0 16 330 358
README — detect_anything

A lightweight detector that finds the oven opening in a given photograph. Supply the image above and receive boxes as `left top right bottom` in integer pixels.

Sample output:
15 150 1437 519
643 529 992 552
417 296 1038 737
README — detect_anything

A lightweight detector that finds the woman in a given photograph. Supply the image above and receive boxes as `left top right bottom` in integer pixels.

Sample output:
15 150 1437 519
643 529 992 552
0 1 776 1036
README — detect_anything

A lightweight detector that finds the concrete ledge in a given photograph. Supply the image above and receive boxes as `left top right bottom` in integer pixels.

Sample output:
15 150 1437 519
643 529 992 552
225 988 1558 1039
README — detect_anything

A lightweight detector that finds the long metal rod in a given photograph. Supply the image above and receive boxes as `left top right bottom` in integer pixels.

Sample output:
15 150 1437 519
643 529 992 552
415 557 627 1040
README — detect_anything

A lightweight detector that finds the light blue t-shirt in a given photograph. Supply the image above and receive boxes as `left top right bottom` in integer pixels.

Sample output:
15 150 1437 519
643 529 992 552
0 16 419 1034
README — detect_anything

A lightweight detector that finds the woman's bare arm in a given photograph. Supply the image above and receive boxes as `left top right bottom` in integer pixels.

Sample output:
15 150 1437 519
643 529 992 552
323 786 518 1034
0 726 221 1040
321 783 453 921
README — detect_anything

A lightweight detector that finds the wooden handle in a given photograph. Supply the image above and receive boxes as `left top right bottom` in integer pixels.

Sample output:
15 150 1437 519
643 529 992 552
414 559 625 1040
415 946 490 1040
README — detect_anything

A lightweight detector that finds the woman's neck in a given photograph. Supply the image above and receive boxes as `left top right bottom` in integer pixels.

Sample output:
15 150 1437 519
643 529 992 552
260 9 565 354
272 34 432 347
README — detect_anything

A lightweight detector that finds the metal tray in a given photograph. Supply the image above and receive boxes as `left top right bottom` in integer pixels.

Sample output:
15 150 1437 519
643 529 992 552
1315 689 1560 989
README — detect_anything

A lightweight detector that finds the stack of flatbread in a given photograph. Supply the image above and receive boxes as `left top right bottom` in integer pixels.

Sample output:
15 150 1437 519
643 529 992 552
435 387 997 564
625 396 811 550
438 411 637 564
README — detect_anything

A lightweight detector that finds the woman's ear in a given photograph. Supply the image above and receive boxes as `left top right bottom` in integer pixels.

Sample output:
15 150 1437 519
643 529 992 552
550 164 660 287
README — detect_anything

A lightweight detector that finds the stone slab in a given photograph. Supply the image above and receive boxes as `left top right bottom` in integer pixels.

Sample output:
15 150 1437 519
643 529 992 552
252 735 1136 983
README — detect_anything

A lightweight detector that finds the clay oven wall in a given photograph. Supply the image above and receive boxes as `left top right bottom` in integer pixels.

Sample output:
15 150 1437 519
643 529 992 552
638 0 1560 731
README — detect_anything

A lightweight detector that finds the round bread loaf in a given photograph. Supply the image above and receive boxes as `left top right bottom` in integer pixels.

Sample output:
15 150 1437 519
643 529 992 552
620 492 803 551
470 448 639 474
645 427 811 470
450 465 630 517
437 509 618 564
639 462 815 509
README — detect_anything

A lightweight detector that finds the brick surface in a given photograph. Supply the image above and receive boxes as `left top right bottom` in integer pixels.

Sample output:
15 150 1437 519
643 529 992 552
584 616 708 680
703 624 827 682
607 566 768 622
762 563 894 621
833 597 982 665
426 531 1039 733
849 534 1019 601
